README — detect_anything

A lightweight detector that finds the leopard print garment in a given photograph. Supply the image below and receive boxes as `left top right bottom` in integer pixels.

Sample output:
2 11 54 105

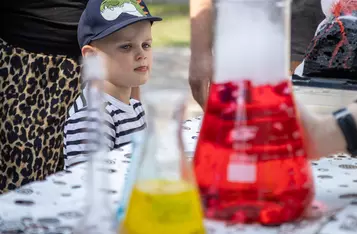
0 38 82 193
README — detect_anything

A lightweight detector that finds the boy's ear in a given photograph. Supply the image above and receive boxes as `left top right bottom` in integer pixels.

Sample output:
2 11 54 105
81 45 97 57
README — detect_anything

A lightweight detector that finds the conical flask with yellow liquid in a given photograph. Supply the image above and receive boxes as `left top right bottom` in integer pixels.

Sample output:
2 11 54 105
120 89 206 234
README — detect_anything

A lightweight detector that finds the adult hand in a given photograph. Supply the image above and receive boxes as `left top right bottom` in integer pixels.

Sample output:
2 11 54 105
188 51 213 109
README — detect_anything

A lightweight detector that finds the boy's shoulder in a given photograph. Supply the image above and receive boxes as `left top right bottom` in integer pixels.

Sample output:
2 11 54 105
130 98 144 110
130 98 142 105
66 92 112 120
67 93 88 118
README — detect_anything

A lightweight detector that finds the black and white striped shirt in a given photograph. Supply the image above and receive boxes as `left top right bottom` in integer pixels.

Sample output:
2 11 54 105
63 89 146 167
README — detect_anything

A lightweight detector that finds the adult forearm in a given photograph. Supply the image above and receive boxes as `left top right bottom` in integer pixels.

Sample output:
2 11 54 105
297 99 346 160
310 103 357 159
190 0 213 54
313 113 346 159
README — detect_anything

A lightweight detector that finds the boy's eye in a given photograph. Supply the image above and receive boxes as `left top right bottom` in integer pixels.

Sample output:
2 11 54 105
143 43 151 49
120 44 131 49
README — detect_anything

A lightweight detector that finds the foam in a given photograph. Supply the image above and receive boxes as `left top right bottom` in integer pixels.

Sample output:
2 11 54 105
214 1 288 85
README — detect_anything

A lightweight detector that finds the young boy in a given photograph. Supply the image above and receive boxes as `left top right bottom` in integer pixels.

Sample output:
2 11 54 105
63 0 162 167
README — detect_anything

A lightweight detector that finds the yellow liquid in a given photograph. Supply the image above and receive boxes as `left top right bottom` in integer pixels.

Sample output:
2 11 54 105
121 180 206 234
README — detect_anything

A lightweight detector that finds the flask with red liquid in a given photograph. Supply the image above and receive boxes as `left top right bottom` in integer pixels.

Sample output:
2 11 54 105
193 0 315 225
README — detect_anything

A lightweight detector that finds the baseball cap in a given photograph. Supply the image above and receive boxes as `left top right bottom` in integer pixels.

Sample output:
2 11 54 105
78 0 162 48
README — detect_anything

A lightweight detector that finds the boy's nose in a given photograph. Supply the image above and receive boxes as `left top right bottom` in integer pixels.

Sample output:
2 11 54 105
135 49 146 61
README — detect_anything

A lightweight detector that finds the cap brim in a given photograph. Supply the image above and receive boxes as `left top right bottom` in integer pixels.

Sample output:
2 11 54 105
90 16 162 43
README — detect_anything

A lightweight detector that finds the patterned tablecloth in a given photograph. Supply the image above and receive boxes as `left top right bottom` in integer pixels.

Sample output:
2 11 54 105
1 116 357 234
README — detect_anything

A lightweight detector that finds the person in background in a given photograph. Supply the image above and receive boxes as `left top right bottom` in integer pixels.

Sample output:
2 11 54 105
0 1 86 193
0 0 141 193
189 0 324 109
63 0 162 168
189 0 213 110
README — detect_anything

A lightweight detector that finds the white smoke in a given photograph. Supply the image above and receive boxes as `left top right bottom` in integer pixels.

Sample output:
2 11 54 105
214 1 288 85
321 0 337 17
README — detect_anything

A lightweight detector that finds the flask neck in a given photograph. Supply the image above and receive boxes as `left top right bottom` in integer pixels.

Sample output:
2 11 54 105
146 114 184 180
137 90 189 182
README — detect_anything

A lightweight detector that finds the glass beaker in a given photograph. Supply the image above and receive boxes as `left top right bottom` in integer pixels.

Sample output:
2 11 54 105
193 0 315 225
73 55 115 234
120 89 205 234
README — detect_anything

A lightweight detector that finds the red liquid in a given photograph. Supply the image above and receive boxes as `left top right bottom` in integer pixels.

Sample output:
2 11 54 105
193 80 315 225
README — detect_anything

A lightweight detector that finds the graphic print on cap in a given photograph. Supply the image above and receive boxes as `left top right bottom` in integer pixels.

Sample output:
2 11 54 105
100 0 146 21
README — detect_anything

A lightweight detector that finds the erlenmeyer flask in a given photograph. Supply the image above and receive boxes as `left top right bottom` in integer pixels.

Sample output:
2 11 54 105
120 89 205 234
74 55 115 234
115 131 145 224
193 0 315 225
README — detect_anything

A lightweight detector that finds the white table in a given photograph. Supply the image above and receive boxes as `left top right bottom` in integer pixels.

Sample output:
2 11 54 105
1 116 357 233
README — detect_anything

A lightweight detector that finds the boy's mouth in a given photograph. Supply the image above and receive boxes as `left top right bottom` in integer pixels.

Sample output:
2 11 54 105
134 66 148 72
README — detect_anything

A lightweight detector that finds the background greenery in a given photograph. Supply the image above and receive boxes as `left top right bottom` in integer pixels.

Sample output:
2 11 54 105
147 3 190 47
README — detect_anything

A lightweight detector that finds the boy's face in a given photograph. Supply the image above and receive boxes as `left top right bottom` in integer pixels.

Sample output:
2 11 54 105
90 21 153 88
